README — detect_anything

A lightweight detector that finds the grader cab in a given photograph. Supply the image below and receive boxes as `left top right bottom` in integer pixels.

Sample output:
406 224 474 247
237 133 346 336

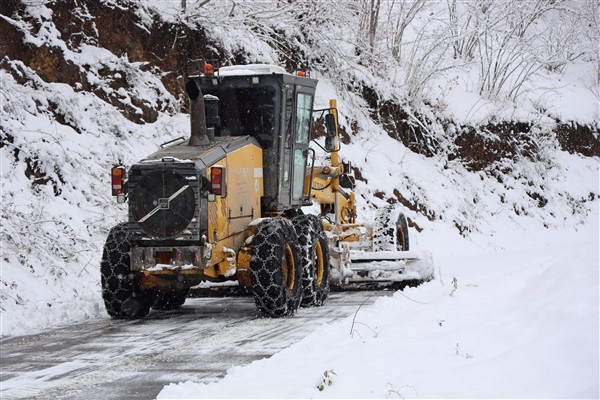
101 64 433 319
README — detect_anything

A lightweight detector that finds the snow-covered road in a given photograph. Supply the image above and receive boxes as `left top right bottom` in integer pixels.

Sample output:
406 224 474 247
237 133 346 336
0 291 391 399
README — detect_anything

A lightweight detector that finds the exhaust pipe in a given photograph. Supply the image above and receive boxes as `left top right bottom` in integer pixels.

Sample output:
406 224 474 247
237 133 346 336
186 79 210 146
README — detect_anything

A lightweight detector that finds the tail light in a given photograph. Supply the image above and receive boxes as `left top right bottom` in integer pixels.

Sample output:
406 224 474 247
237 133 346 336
111 166 127 199
210 166 225 196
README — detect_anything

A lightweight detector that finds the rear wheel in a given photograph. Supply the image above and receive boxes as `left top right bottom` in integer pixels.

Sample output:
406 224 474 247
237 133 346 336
373 205 409 251
250 218 302 317
293 214 330 307
100 223 154 319
152 288 190 310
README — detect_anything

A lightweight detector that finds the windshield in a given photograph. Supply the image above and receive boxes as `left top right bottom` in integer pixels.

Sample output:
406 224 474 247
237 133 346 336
204 86 276 138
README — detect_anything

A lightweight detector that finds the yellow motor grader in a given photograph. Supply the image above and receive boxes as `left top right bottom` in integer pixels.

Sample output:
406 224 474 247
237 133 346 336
101 64 433 319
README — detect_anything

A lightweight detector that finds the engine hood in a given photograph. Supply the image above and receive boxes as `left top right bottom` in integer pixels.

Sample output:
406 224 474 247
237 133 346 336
141 135 261 169
127 135 261 242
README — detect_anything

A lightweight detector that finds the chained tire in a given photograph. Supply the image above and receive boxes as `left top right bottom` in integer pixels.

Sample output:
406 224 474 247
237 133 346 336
249 218 302 317
152 288 190 311
373 205 410 251
100 223 154 319
293 214 330 307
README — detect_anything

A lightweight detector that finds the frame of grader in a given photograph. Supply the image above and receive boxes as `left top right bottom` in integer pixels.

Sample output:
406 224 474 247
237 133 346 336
101 64 433 319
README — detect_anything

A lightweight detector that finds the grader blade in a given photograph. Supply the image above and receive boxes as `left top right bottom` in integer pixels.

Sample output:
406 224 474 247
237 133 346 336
336 248 434 286
348 249 421 263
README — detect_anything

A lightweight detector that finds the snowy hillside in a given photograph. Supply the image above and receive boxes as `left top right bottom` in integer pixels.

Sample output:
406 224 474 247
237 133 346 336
1 4 598 395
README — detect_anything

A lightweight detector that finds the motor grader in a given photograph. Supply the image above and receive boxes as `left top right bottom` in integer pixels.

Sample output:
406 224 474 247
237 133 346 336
101 64 433 319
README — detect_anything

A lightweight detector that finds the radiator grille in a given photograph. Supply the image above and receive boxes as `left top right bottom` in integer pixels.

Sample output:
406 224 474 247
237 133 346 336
128 163 200 241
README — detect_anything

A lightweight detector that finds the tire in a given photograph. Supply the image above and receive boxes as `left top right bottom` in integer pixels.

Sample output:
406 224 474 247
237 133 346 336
249 218 303 317
372 205 410 251
152 288 190 311
100 223 154 319
293 214 330 307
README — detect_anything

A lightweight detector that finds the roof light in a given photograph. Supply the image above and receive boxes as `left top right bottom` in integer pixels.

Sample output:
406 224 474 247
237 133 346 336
204 63 214 76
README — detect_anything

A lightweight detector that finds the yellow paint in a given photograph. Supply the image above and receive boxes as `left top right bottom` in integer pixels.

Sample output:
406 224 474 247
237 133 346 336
306 99 358 237
330 99 340 169
309 176 356 226
309 175 334 204
236 247 252 287
205 143 263 277
139 272 159 289
139 269 203 289
314 239 325 285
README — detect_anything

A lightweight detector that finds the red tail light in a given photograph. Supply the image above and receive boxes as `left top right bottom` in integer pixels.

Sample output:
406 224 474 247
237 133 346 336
211 167 223 196
111 166 126 196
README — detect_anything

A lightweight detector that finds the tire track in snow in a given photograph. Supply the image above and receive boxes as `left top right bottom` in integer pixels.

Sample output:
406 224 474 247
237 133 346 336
1 291 390 399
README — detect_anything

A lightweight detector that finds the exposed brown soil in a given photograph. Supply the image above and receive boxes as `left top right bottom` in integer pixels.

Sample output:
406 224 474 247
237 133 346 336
1 0 218 123
450 122 540 171
359 83 599 165
556 123 600 158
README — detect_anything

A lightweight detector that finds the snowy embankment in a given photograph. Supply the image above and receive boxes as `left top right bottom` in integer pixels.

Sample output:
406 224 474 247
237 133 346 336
0 71 188 336
160 209 599 399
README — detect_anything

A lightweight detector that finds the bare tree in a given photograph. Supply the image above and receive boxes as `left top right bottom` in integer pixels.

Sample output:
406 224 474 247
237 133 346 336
577 0 600 87
357 0 381 59
367 0 381 53
538 7 588 74
401 10 454 102
179 0 596 109
386 0 427 60
474 0 563 100
447 0 478 60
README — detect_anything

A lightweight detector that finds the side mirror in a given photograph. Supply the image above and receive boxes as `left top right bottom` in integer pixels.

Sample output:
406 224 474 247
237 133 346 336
325 113 336 138
325 137 335 152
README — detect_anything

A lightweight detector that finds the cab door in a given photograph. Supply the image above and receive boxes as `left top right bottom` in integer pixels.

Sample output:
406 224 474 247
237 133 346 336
291 91 314 204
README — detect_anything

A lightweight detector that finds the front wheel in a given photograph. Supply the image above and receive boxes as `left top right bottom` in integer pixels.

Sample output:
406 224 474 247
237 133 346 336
293 214 330 307
372 205 410 251
100 223 154 319
249 218 302 317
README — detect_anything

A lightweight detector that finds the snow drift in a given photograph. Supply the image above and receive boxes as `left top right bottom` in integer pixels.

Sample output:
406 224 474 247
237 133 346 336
159 211 599 398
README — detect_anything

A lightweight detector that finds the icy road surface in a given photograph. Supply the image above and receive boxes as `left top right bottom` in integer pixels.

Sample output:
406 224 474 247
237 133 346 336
1 291 390 399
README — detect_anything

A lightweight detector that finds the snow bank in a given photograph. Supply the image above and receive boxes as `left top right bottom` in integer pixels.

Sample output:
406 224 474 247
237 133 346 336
159 206 599 399
0 66 189 335
0 2 190 335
